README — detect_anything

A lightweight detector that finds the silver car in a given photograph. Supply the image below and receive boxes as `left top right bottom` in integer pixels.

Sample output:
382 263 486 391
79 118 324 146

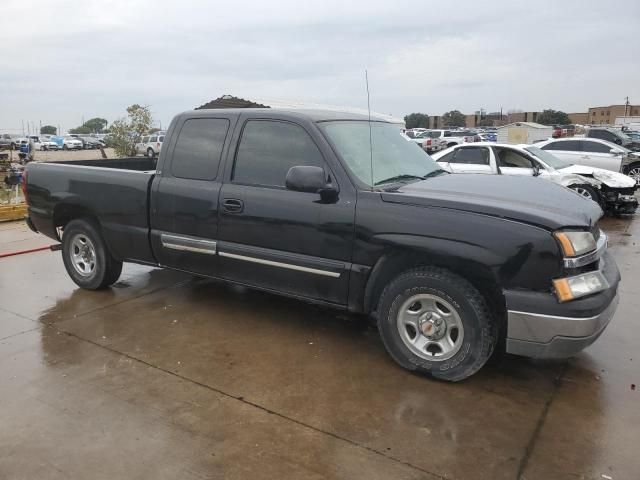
432 142 638 215
536 137 640 185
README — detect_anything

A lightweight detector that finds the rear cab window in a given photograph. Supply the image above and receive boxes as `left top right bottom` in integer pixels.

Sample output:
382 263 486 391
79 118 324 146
170 118 230 180
232 120 325 188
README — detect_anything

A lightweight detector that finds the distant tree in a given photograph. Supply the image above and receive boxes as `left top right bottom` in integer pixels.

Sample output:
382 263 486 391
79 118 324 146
69 125 92 134
109 104 153 157
69 117 108 135
537 109 571 125
442 110 466 127
404 113 429 129
40 125 57 135
83 117 108 133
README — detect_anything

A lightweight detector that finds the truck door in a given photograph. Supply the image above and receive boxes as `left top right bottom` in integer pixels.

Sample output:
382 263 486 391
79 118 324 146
150 116 233 276
217 117 355 305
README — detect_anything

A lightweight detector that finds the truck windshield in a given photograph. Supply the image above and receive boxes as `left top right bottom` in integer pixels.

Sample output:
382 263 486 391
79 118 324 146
319 121 442 187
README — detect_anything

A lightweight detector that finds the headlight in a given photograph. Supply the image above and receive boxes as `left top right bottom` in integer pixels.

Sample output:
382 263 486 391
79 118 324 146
554 231 596 257
553 271 609 302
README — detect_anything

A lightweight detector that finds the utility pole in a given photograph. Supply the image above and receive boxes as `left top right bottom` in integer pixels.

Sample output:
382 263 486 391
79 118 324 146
624 96 630 124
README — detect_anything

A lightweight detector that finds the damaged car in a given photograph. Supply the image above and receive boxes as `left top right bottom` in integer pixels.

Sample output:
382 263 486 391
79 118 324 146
432 143 638 215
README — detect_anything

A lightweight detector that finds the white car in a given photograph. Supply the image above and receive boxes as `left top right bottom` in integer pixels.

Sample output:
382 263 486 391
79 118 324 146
536 137 640 185
136 133 165 157
427 129 481 148
61 136 83 150
432 143 638 215
410 130 447 154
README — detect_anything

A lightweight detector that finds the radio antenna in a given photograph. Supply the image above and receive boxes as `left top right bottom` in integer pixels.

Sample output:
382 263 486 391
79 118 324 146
365 70 374 190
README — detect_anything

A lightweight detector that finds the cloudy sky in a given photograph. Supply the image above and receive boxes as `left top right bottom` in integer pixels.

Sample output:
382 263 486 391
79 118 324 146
2 0 639 133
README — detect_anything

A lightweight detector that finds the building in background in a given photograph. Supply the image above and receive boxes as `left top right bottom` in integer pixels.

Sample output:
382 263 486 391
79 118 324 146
568 112 589 124
588 104 640 125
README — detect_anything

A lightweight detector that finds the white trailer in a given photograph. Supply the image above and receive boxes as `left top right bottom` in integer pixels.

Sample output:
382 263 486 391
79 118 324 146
497 122 553 144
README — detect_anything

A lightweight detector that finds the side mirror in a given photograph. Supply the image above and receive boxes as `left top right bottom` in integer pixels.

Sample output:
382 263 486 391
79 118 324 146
532 164 541 177
286 166 338 203
286 165 327 192
610 148 622 155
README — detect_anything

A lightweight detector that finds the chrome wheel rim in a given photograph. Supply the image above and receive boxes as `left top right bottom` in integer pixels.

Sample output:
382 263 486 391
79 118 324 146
573 187 593 199
70 234 96 276
147 149 154 158
628 167 640 186
396 294 464 361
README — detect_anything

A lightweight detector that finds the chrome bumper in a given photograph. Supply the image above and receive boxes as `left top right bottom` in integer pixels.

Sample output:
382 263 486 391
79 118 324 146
505 294 618 358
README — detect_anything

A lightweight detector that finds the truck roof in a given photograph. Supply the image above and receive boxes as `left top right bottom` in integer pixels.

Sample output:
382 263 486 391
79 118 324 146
177 108 393 123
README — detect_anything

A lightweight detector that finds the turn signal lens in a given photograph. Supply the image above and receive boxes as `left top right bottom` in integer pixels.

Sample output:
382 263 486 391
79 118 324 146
554 231 596 257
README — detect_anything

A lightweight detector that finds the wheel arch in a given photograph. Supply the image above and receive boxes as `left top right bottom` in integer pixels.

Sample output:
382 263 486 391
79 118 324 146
363 245 506 322
53 201 101 241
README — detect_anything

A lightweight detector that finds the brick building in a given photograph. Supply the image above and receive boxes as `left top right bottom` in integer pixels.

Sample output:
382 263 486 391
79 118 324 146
587 104 640 125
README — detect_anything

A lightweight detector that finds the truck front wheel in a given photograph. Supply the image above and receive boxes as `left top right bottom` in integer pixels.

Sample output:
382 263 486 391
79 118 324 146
376 267 497 382
61 219 123 290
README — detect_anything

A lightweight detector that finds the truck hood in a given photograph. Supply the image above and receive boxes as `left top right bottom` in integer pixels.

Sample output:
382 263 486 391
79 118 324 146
559 165 636 188
381 174 602 230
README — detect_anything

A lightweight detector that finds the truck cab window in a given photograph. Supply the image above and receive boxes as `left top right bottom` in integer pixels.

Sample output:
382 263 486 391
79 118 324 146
171 118 229 180
233 120 325 187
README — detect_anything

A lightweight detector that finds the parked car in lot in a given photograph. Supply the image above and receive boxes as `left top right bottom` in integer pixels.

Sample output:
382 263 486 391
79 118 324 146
586 127 640 151
537 137 640 185
24 108 621 381
60 136 83 150
432 143 637 215
0 134 14 150
410 130 447 154
428 129 481 147
77 136 104 149
37 138 59 151
136 134 164 157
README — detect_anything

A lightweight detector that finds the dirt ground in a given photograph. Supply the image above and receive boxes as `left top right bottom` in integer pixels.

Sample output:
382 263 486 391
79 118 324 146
0 216 638 479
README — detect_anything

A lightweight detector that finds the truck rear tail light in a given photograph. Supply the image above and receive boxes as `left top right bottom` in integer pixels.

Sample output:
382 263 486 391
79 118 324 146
21 169 28 204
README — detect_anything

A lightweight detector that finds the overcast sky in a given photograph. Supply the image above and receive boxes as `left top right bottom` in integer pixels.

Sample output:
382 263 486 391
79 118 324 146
2 0 639 133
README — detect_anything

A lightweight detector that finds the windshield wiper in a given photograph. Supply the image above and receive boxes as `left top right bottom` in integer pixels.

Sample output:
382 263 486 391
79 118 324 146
423 169 448 179
374 174 425 186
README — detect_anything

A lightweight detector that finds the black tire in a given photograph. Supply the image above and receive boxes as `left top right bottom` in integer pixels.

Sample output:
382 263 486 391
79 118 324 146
376 267 497 382
63 144 68 151
569 184 599 203
61 218 123 290
147 148 155 158
623 162 640 186
447 142 457 148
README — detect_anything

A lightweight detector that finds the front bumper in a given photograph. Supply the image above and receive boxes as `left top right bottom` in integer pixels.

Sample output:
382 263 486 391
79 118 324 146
504 251 620 359
606 194 638 215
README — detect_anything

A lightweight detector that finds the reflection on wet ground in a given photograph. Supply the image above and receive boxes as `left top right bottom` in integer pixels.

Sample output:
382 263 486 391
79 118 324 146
0 217 638 479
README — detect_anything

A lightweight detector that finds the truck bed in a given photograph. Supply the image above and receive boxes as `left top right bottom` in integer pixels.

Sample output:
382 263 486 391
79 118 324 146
25 158 158 264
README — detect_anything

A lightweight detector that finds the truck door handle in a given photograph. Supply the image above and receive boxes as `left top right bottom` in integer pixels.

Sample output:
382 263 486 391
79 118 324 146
222 198 244 213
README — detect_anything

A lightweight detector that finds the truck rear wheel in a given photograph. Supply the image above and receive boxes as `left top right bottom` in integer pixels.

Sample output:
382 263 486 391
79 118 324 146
376 267 497 382
61 219 122 290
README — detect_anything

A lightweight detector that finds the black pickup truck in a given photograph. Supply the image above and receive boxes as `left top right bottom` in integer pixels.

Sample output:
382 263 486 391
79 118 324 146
24 108 621 381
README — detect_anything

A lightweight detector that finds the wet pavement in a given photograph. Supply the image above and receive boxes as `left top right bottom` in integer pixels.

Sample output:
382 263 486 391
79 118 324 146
0 217 638 479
